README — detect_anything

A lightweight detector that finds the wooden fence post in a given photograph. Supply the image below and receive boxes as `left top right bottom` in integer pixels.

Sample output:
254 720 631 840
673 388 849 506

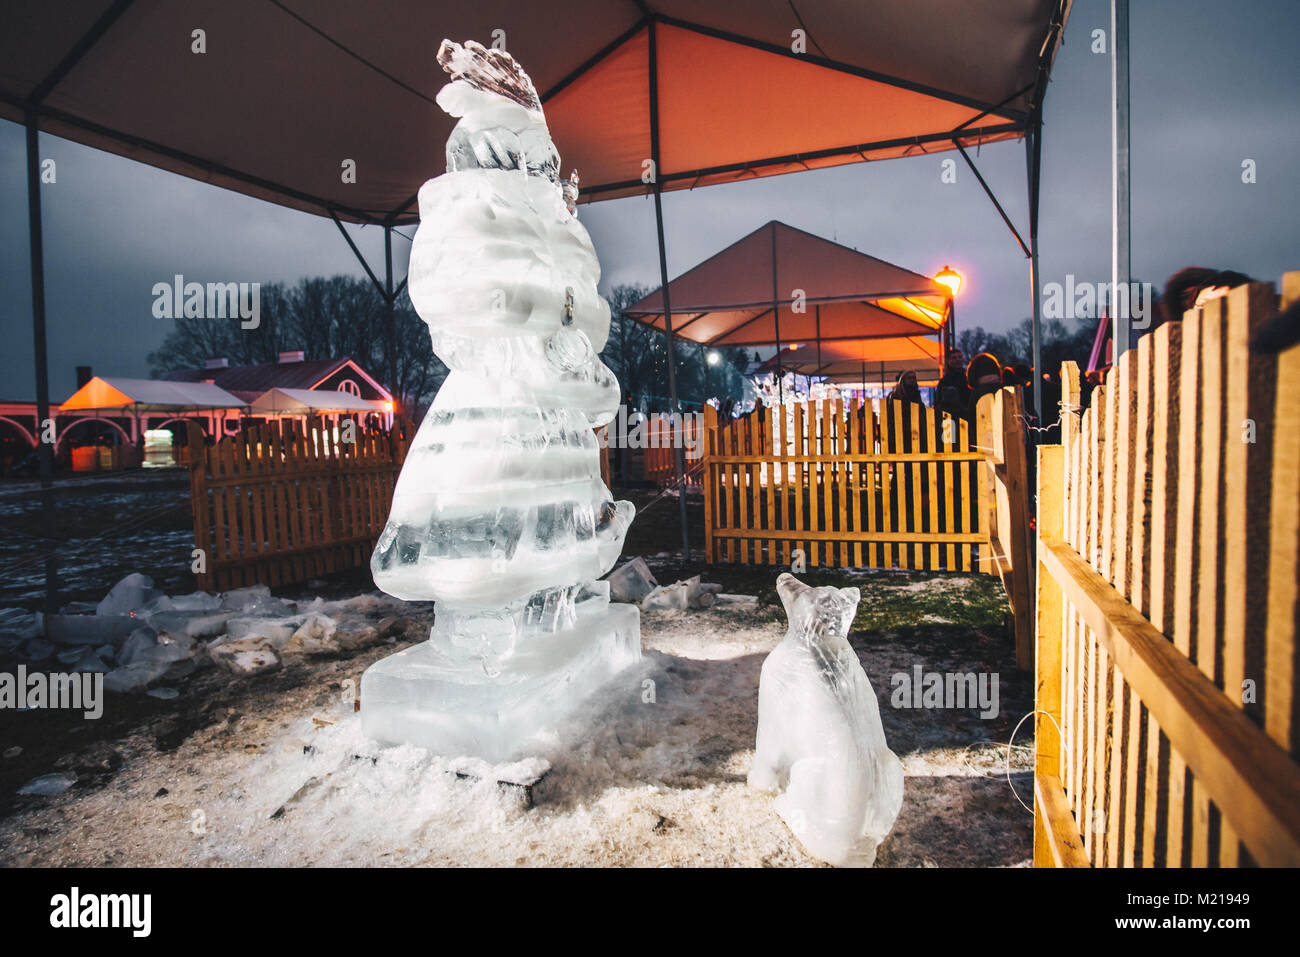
1037 444 1065 774
1004 388 1035 670
702 405 716 563
976 394 995 572
1266 272 1300 757
186 419 211 592
1034 441 1088 866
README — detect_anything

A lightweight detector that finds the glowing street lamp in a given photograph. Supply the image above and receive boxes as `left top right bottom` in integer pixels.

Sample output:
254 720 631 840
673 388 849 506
934 265 963 353
934 265 963 297
706 350 721 366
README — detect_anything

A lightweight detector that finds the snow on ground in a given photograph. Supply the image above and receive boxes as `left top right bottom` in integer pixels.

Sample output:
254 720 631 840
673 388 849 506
0 589 1032 868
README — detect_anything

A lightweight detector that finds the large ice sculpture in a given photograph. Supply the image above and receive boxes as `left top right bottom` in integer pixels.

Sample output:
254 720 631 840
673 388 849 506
748 574 903 866
361 39 640 762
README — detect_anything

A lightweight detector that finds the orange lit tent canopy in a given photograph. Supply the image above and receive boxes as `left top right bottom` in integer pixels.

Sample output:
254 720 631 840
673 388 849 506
2 1 1071 223
61 376 248 413
624 221 951 374
757 337 945 388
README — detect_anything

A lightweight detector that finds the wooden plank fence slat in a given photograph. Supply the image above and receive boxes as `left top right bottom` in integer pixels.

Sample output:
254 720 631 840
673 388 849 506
1266 274 1300 756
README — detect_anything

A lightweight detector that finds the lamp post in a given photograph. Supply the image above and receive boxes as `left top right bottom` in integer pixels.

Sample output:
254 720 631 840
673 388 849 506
934 264 963 364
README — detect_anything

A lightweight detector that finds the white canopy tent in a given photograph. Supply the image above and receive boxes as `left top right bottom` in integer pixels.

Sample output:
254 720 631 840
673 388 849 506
249 387 389 419
60 376 248 412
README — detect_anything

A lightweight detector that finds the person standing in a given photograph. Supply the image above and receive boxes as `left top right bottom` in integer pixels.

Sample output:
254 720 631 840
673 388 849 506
887 369 925 407
936 349 971 421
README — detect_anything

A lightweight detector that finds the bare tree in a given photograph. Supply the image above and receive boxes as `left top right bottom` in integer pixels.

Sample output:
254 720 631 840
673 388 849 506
148 275 447 414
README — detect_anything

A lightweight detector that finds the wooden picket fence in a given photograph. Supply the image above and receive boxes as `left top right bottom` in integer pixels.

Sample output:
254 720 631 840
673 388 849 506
187 417 409 592
700 398 1032 592
1034 276 1300 868
629 412 704 487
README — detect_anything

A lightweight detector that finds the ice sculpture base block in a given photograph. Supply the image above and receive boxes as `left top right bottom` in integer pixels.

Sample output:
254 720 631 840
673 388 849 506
360 603 641 763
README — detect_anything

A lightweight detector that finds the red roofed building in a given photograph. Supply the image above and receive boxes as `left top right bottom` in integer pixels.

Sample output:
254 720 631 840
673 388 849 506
163 351 391 407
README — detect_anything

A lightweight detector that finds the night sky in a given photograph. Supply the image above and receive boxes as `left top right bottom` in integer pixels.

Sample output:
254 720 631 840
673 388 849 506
2 0 1297 400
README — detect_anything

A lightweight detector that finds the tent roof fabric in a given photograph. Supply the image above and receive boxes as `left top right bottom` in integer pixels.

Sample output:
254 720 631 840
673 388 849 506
250 388 385 415
1 1 1071 224
625 221 951 347
60 376 248 411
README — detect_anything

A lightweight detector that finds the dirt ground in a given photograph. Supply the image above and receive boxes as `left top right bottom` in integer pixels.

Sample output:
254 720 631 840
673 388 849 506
0 565 1033 868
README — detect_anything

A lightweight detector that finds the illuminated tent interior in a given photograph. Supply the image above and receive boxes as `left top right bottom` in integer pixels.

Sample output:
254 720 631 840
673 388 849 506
624 221 952 382
756 336 947 389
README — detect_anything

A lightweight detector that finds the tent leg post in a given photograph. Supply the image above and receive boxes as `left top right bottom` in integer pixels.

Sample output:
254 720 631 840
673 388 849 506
1111 0 1131 361
771 223 782 404
814 304 822 382
384 225 397 403
26 113 58 613
1027 112 1045 427
648 18 689 561
652 186 690 562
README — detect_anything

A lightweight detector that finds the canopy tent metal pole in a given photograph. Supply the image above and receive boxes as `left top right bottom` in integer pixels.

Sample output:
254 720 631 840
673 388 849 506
18 1 137 613
771 222 783 404
1028 1 1068 423
1027 113 1044 422
25 113 58 612
1111 0 1131 360
648 19 690 560
956 145 1032 259
815 304 823 387
384 225 397 401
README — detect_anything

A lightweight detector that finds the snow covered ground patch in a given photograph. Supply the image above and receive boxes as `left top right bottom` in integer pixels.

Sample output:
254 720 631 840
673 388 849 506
0 597 1031 867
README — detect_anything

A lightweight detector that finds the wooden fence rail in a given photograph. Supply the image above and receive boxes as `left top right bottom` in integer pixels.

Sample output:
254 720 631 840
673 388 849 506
187 417 408 593
1034 276 1300 868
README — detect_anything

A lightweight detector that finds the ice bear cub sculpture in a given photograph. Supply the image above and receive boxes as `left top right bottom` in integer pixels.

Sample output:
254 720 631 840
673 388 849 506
748 573 904 866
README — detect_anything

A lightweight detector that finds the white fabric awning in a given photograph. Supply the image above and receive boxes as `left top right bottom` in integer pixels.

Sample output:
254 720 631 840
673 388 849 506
249 388 386 415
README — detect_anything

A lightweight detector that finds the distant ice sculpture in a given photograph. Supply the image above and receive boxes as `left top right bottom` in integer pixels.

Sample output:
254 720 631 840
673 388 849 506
361 39 640 762
748 574 903 866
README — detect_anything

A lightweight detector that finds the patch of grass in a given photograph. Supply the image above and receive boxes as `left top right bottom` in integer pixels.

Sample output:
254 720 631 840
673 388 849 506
614 485 1010 635
639 556 1010 636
